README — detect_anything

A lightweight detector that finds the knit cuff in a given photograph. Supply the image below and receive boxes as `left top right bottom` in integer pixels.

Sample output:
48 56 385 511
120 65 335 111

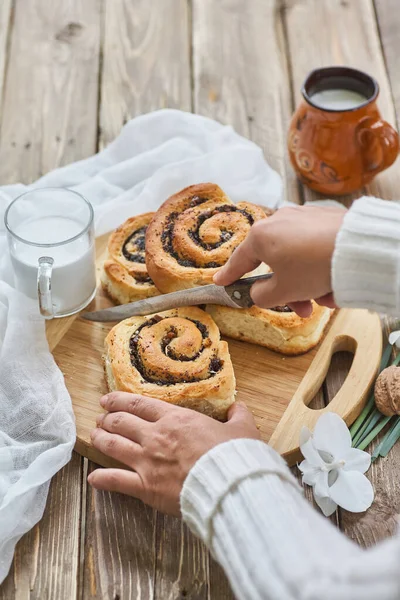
332 196 400 314
180 438 302 545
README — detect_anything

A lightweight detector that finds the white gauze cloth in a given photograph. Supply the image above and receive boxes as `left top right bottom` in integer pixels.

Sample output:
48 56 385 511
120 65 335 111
0 109 282 582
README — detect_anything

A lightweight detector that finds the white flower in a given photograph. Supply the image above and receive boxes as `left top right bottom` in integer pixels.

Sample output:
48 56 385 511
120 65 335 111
299 413 374 517
389 330 400 348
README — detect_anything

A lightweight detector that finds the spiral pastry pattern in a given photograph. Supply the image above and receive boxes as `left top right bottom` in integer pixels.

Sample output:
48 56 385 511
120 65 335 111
104 307 236 420
145 184 267 293
101 213 159 304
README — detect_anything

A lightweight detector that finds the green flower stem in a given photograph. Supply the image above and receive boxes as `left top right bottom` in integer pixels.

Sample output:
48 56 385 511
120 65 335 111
352 409 377 446
379 417 400 458
379 344 393 373
353 409 382 447
350 395 375 440
350 342 393 439
356 416 392 451
380 342 396 370
371 439 386 462
371 419 399 461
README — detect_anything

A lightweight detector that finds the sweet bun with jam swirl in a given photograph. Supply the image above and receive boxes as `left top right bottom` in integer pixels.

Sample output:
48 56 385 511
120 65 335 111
206 302 334 355
103 307 236 420
145 183 267 293
101 213 159 304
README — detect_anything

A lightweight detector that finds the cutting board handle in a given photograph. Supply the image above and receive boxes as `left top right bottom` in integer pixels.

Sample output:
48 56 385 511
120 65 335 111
269 309 382 465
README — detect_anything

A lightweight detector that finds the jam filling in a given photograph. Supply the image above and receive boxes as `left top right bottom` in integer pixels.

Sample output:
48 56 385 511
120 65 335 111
161 202 254 268
189 195 208 207
270 306 293 313
129 315 223 385
134 272 154 285
161 212 196 267
122 225 154 285
122 226 147 263
188 319 209 338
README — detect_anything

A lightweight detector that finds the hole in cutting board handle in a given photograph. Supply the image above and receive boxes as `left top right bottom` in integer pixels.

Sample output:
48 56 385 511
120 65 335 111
305 335 357 410
308 350 355 409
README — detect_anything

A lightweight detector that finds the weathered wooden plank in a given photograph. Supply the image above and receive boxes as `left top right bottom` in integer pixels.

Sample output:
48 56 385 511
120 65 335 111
0 1 101 597
208 561 236 600
193 0 300 204
84 2 202 599
284 0 400 205
154 514 208 600
100 0 191 147
0 9 13 595
83 464 156 600
0 0 101 184
0 0 12 116
285 0 400 546
374 0 400 128
0 453 83 600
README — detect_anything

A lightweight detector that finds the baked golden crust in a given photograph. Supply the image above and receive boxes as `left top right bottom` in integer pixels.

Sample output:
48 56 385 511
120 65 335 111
101 213 159 304
104 307 236 420
206 302 334 355
145 183 267 293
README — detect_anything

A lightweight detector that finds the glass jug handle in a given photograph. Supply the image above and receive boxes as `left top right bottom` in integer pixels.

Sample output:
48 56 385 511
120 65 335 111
37 256 54 319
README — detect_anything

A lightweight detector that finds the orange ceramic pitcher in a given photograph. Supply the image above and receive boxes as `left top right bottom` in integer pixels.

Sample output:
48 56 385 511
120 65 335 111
288 66 399 195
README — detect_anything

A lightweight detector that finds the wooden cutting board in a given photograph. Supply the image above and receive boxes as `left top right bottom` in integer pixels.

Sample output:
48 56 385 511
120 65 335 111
47 235 382 467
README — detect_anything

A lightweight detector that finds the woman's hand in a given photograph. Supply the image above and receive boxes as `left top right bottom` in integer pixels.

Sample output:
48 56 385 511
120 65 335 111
214 205 345 317
88 393 260 516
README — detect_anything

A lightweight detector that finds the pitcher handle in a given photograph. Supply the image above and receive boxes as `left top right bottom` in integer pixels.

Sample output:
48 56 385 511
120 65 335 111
356 116 399 176
37 256 54 319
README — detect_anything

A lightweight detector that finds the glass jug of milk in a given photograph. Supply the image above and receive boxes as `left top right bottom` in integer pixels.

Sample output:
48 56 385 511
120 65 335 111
5 188 96 319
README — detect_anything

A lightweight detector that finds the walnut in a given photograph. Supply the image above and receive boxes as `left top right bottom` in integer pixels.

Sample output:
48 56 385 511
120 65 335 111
374 366 400 416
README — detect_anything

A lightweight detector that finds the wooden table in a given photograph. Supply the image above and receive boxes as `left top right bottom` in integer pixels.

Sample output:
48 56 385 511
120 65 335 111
1 1 400 598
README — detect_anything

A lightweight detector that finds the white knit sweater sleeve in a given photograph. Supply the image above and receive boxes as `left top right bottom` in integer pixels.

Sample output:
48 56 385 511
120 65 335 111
332 196 400 314
181 440 400 600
